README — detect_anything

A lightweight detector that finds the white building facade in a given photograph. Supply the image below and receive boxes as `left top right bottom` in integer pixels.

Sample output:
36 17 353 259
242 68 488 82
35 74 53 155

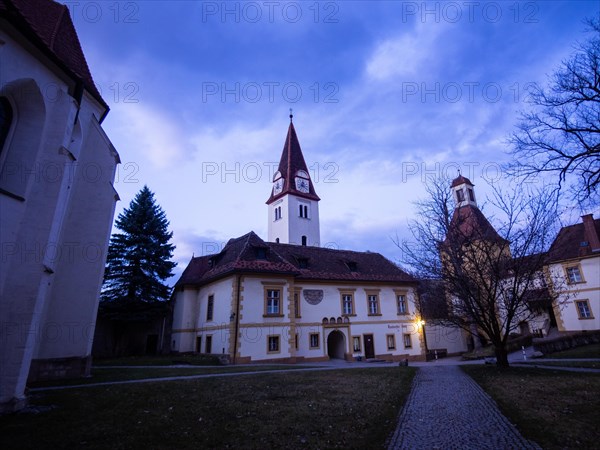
0 0 119 412
172 233 424 363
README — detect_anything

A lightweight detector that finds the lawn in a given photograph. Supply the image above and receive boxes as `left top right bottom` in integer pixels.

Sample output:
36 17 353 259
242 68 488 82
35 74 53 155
543 343 600 359
2 367 416 449
93 354 225 366
519 360 600 369
28 365 320 388
463 365 600 450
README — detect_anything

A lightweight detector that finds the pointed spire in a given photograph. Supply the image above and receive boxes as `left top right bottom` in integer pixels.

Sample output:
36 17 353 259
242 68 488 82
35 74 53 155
266 117 320 204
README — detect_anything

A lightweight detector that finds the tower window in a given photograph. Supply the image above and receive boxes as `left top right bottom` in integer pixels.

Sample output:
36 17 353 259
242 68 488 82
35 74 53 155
468 188 475 202
275 238 280 243
456 189 465 202
301 235 307 246
299 203 309 218
274 206 282 221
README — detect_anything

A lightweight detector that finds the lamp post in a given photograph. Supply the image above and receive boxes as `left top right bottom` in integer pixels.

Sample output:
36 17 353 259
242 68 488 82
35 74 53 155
417 319 429 360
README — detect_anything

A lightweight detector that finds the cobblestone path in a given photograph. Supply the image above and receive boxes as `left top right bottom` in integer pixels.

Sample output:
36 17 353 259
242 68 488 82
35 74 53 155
387 365 540 449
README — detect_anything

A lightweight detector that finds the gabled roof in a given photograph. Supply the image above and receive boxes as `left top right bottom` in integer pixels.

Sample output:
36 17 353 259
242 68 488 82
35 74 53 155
0 0 107 112
547 217 600 263
445 205 506 244
266 120 320 204
176 232 416 287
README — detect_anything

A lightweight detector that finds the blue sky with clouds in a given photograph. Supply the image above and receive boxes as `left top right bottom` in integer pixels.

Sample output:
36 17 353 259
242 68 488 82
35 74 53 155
65 1 599 280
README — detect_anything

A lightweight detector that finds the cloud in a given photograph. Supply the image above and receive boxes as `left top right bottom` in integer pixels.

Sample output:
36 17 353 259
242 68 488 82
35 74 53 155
365 22 447 81
107 103 192 169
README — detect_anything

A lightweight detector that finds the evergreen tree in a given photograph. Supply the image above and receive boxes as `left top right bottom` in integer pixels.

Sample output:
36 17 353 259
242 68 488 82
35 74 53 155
102 186 176 304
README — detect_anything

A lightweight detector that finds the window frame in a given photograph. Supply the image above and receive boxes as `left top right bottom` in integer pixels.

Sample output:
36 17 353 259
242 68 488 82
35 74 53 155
396 292 409 315
339 289 356 316
456 189 465 202
205 335 213 354
575 299 594 319
365 289 381 316
386 334 396 350
352 336 361 352
206 294 214 321
267 335 280 354
564 264 585 284
403 333 412 349
262 282 285 317
293 289 301 318
309 332 320 349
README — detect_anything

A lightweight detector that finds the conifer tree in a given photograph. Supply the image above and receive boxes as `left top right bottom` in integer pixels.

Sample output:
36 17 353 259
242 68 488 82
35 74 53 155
101 186 176 304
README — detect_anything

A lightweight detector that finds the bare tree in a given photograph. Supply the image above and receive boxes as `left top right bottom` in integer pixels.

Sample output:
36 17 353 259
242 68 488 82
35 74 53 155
398 178 566 368
508 18 600 206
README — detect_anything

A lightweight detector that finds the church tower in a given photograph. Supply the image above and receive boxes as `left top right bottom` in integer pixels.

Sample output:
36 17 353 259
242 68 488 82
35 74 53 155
451 174 477 208
266 114 320 246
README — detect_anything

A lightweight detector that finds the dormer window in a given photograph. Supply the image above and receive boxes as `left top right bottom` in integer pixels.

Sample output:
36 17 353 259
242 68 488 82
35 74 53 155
347 261 357 272
298 258 308 268
256 248 267 260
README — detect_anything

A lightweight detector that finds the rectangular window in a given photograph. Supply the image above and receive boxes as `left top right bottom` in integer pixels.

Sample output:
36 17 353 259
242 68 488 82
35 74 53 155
295 333 299 350
368 294 379 315
387 334 396 350
205 335 213 354
342 294 354 315
566 265 583 283
575 300 593 319
206 295 214 321
456 189 465 202
309 333 320 349
299 203 309 218
468 188 475 202
397 294 408 315
352 336 361 352
266 289 281 315
268 335 280 353
294 291 301 318
403 334 412 349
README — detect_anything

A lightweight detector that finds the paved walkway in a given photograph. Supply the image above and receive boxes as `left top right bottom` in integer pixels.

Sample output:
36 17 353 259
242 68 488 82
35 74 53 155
387 365 541 450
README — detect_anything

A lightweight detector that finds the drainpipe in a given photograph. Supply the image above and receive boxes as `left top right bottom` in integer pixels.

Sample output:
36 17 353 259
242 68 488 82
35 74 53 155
232 274 242 364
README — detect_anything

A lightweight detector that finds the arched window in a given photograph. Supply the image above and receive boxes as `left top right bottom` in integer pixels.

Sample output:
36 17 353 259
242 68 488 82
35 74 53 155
0 97 13 155
301 235 307 246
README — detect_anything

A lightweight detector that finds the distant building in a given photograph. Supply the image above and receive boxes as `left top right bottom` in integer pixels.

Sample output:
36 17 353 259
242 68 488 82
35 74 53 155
0 0 119 412
171 118 424 363
547 214 600 332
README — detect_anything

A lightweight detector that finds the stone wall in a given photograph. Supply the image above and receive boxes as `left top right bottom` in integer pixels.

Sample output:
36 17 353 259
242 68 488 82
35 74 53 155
533 330 600 354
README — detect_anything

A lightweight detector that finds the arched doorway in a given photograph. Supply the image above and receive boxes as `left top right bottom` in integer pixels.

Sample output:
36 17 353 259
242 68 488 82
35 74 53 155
327 330 345 360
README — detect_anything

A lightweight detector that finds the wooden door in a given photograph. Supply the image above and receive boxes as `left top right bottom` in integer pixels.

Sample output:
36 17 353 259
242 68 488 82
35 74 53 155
364 334 375 359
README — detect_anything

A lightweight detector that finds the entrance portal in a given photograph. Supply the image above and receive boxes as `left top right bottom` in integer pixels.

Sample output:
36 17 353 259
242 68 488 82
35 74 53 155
327 330 345 359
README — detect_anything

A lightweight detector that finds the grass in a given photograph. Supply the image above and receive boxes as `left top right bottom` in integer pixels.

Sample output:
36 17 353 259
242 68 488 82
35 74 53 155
519 360 600 369
543 343 600 359
28 365 319 388
93 354 225 366
463 365 600 450
2 367 416 449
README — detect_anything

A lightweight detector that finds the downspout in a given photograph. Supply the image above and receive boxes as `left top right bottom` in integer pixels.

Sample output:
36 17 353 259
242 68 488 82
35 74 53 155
232 274 242 364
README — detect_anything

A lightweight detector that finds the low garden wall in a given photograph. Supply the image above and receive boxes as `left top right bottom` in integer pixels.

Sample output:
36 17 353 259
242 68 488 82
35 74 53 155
533 330 600 354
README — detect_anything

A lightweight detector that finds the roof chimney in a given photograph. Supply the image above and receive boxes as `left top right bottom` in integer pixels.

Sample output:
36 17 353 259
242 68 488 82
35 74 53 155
581 214 600 252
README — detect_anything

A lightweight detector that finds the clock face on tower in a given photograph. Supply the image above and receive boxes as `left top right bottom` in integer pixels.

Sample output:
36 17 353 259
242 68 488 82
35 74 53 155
273 178 284 195
295 177 310 193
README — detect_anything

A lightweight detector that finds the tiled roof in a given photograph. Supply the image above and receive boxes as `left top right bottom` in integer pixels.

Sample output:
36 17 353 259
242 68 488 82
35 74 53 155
176 232 416 287
0 0 107 110
266 121 320 204
446 205 506 244
451 174 474 188
547 217 600 263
